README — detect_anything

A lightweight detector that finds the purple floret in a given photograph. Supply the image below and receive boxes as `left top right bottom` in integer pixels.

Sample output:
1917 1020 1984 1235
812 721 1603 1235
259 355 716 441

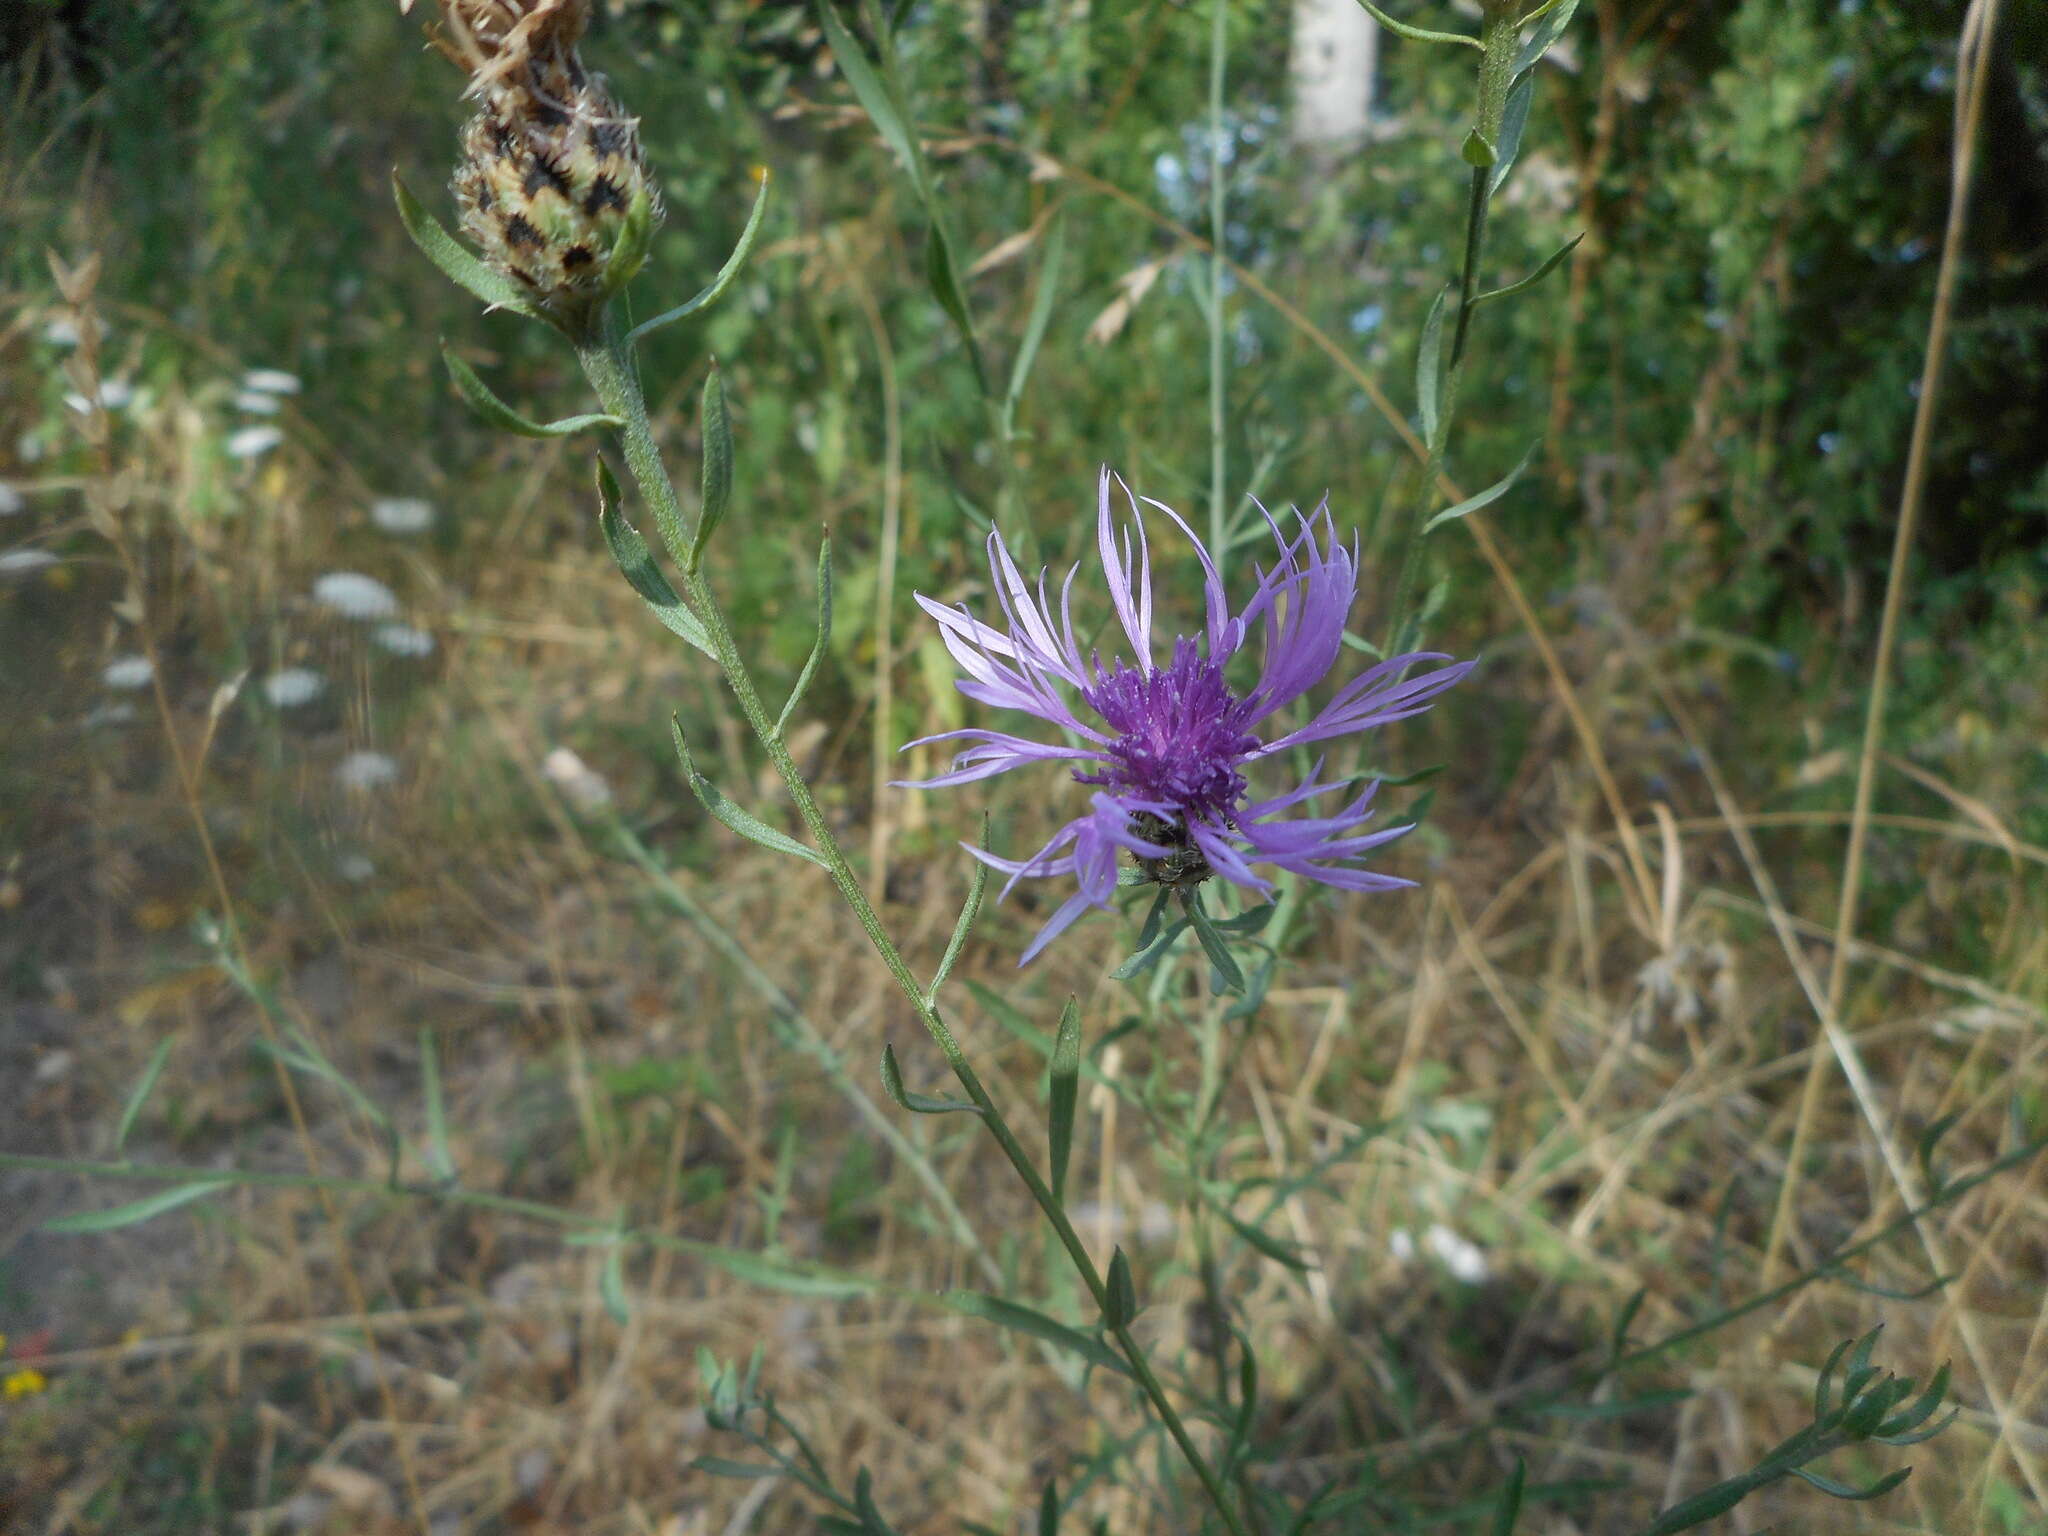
899 466 1473 963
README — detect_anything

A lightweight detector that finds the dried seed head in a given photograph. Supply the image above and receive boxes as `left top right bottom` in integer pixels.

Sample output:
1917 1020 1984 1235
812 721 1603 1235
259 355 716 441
430 0 662 319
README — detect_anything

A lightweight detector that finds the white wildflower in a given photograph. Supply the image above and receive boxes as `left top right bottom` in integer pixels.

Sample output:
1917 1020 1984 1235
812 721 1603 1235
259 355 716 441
233 391 282 416
65 379 135 415
0 550 57 576
242 369 302 395
262 668 325 708
372 623 435 658
101 655 155 690
226 425 284 460
1423 1225 1490 1284
370 497 435 536
543 747 613 814
336 751 401 791
312 572 399 620
43 315 81 348
336 852 377 882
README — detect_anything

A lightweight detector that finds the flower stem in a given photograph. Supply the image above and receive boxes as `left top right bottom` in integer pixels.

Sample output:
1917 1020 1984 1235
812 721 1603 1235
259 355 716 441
576 323 1253 1536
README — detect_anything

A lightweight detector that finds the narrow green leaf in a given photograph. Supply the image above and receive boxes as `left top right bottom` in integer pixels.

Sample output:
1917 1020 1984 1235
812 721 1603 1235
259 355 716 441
1005 214 1065 415
925 814 989 1005
1513 0 1581 81
419 1027 456 1183
942 1290 1131 1378
965 981 1138 1106
1636 1474 1761 1536
925 223 992 396
1038 1478 1060 1536
816 2 928 197
1134 887 1172 948
1490 70 1536 197
1417 286 1449 450
600 1241 631 1325
1110 916 1189 981
853 1467 899 1535
1876 1363 1950 1439
689 365 734 570
1471 233 1585 310
1490 1456 1527 1536
1353 0 1479 49
627 169 775 343
774 535 834 736
1048 997 1081 1206
1104 1247 1138 1329
670 718 826 867
879 1043 983 1115
46 1178 231 1234
1222 1207 1315 1272
601 183 658 296
1228 1335 1260 1464
702 1246 877 1298
392 172 535 316
1423 438 1541 533
1607 1286 1647 1365
1788 1466 1911 1502
595 459 718 658
1213 903 1276 936
693 1456 783 1480
114 1038 174 1155
1184 898 1246 995
443 345 620 437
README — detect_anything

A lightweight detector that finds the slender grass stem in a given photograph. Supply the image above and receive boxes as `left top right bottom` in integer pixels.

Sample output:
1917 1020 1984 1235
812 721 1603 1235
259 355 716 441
576 323 1252 1536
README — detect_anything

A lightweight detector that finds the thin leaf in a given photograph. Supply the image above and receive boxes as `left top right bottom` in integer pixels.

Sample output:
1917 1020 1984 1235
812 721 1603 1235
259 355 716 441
1110 916 1189 981
1353 0 1479 49
46 1178 231 1234
879 1043 984 1115
1489 70 1536 197
419 1027 456 1183
702 1246 877 1299
392 172 535 317
940 1290 1131 1378
1038 1478 1060 1536
1423 438 1540 532
816 2 928 198
924 222 992 396
442 345 620 437
774 535 834 736
1104 1247 1138 1329
1221 1207 1316 1272
853 1467 899 1536
627 169 775 343
1471 233 1585 310
1788 1466 1911 1502
1005 214 1065 416
693 1456 782 1481
1513 0 1581 81
1048 997 1081 1205
596 459 718 658
924 816 990 1006
1490 1457 1527 1536
1183 897 1246 995
1417 286 1449 450
689 365 734 570
600 1241 631 1325
670 718 826 866
600 183 659 296
114 1038 174 1155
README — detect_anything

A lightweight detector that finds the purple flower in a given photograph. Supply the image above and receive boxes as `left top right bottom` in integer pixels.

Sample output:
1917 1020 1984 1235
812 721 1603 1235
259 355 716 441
900 467 1474 964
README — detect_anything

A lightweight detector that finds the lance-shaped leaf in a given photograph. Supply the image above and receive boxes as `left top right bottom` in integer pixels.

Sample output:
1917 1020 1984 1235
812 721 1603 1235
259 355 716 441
941 1290 1131 1378
670 718 826 867
443 344 621 437
689 365 734 570
1221 1206 1315 1272
114 1037 174 1156
1110 914 1191 981
1103 1247 1139 1329
627 169 775 344
1490 70 1537 197
924 814 990 1005
1048 996 1081 1205
1423 438 1540 533
1470 233 1585 311
1489 1457 1527 1536
1513 0 1581 81
880 1042 983 1115
925 222 992 397
600 1237 631 1324
596 459 717 659
1004 213 1065 420
1354 0 1479 48
816 2 929 198
393 172 536 317
774 534 835 737
1184 896 1247 995
1417 286 1449 451
419 1027 456 1184
602 184 659 297
46 1178 232 1234
1038 1479 1060 1536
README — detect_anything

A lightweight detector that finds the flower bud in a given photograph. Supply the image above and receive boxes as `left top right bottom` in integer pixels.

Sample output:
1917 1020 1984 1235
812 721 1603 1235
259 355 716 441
434 0 662 317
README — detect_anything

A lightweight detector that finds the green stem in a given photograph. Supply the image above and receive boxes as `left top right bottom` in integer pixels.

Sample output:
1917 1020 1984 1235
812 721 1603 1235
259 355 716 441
577 322 1251 1536
1207 0 1229 560
1384 1 1521 653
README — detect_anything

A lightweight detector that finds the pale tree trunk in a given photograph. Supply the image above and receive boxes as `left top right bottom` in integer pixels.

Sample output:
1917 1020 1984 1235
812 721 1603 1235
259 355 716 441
1289 0 1378 147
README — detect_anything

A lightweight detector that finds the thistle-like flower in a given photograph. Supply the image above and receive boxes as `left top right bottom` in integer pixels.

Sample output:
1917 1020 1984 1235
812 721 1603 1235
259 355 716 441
901 468 1474 963
428 0 662 316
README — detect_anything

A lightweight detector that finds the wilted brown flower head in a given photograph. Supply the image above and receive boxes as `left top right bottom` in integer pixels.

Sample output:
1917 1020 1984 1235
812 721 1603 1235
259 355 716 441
422 0 662 319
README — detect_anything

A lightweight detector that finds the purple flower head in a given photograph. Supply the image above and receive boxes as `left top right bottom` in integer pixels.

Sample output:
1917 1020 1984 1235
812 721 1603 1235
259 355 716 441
900 467 1474 964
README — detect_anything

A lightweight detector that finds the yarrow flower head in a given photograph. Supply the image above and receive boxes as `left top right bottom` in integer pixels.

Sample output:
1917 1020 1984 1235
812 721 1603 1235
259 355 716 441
900 468 1474 964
